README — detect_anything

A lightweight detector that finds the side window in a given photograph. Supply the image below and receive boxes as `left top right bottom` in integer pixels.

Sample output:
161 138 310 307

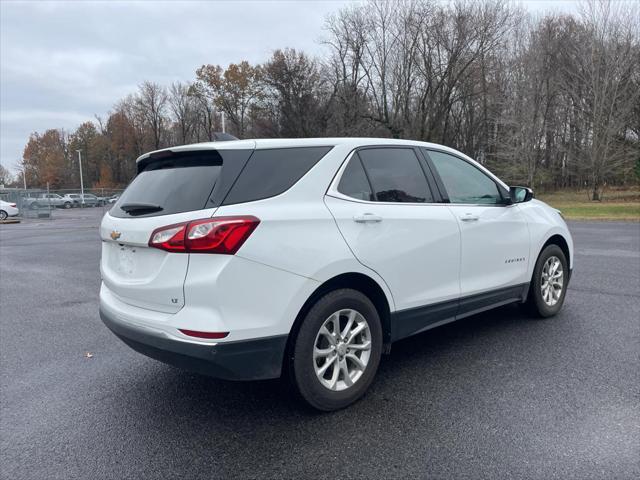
426 150 503 205
358 148 433 203
337 156 374 201
223 146 332 205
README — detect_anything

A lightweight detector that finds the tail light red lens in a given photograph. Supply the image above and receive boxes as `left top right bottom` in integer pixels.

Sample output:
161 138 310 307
149 216 259 254
9 203 16 208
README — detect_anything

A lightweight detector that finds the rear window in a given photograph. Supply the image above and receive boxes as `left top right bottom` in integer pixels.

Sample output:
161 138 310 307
358 148 434 203
222 146 332 205
337 156 374 201
111 151 227 218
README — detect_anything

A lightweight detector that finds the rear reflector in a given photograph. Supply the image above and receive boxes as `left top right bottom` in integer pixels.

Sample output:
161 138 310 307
179 329 229 339
149 216 259 254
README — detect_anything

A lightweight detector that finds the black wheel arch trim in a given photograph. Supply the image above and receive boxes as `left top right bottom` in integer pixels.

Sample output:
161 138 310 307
541 234 572 270
285 272 393 373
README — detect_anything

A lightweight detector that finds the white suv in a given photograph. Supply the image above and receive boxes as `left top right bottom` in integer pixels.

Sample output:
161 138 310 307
100 138 573 410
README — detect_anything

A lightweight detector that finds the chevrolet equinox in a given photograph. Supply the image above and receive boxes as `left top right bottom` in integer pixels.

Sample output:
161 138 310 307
100 138 573 411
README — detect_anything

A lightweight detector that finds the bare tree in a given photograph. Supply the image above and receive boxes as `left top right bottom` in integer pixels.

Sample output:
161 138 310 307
561 0 640 199
168 82 197 144
136 81 169 150
324 5 378 135
496 15 563 188
187 83 218 142
261 49 328 137
0 163 13 186
14 0 640 194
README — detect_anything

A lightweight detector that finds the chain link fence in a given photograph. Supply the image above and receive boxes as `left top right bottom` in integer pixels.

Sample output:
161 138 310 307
0 187 125 220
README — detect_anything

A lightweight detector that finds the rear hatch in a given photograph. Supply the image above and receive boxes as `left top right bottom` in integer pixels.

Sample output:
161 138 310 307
100 146 254 313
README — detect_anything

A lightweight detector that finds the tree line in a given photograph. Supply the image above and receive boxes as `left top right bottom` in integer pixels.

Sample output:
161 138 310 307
11 0 640 199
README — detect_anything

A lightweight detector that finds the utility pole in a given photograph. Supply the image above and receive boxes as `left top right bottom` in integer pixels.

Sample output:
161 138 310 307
22 167 27 190
221 111 226 133
76 149 85 206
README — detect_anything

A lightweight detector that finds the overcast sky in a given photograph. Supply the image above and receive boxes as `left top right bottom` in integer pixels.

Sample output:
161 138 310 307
1 0 581 173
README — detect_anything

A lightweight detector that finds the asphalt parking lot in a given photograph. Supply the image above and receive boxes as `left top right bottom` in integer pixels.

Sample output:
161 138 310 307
1 208 638 480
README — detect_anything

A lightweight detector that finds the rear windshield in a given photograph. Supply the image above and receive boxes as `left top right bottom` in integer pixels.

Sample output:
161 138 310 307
111 146 333 217
111 152 224 218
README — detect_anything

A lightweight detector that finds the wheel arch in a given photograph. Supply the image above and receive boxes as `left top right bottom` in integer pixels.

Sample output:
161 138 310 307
541 234 571 269
283 272 393 373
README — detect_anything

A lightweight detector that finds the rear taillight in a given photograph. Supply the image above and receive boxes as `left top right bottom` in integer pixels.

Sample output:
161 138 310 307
148 216 259 254
9 203 16 208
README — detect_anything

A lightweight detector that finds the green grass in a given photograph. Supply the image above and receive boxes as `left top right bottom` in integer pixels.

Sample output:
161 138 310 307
538 188 640 221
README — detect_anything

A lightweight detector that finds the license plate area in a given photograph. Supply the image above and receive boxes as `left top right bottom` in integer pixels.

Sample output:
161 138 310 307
116 245 137 276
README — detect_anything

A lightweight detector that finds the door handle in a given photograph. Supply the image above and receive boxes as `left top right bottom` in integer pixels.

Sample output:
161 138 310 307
353 213 383 223
460 213 479 222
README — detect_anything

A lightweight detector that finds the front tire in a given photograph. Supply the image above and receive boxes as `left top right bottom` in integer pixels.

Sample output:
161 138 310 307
290 289 383 411
64 202 72 209
525 244 568 318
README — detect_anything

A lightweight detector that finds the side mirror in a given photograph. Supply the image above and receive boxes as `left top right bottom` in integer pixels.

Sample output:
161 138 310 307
509 186 534 203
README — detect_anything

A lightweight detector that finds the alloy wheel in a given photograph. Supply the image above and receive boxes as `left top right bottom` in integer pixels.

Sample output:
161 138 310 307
541 255 564 306
313 309 372 391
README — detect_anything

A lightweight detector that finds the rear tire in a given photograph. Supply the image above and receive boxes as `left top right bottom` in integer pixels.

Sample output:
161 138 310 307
0 210 7 220
525 244 568 318
289 289 382 411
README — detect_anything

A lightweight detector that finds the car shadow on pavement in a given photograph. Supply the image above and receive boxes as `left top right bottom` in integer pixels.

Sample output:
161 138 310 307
95 302 566 477
108 303 531 420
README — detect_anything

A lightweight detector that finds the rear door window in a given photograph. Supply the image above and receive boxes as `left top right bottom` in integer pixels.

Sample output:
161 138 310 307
358 148 434 203
222 146 333 205
111 151 230 218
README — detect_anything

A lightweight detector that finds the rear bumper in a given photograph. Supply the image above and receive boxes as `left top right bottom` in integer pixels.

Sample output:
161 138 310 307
100 307 288 381
1 207 19 216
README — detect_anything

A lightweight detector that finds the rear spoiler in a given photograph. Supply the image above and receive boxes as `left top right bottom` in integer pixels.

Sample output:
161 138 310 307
136 133 240 173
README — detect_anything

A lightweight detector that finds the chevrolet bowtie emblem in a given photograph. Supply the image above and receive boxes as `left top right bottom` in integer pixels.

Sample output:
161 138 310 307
110 231 121 240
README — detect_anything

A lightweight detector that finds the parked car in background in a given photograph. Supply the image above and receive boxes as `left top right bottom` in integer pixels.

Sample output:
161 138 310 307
61 194 81 208
0 199 19 220
100 138 574 411
107 195 120 204
78 193 101 207
59 193 102 207
23 193 68 209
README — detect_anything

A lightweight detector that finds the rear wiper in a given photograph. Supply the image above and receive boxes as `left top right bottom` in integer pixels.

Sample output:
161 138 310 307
120 203 163 214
